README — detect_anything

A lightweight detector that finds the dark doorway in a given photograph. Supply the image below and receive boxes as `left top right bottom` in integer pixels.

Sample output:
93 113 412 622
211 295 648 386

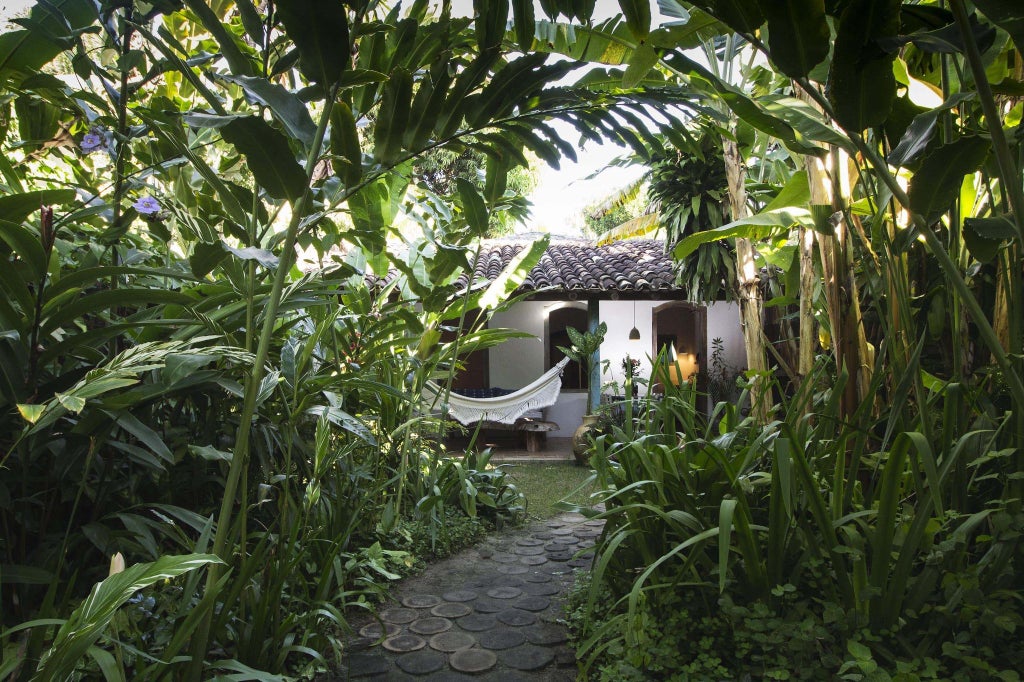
548 305 589 389
442 310 490 390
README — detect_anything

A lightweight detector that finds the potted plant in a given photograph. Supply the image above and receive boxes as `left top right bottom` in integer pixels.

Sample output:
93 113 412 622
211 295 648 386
557 322 607 463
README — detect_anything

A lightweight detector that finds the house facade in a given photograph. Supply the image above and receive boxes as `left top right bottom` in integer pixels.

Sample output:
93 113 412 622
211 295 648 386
457 238 746 437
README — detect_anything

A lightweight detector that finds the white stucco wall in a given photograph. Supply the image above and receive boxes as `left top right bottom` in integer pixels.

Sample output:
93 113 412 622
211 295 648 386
485 299 744 434
599 300 654 391
489 302 546 388
705 302 746 372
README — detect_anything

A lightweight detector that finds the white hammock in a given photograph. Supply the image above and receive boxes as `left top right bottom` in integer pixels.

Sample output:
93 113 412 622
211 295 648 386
427 357 570 425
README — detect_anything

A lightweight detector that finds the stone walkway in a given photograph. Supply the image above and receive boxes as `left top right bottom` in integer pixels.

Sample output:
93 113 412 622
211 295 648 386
337 512 602 680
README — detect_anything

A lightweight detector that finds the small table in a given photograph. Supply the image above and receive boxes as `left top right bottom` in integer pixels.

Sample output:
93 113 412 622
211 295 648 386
518 420 559 452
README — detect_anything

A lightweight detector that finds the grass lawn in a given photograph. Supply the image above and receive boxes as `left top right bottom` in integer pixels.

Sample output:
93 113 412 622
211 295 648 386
502 462 598 520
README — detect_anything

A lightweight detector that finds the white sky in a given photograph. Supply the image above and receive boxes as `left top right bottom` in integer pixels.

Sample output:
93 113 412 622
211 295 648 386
1 0 661 238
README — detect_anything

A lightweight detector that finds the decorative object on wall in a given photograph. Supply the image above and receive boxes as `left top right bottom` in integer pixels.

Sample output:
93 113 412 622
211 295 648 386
628 300 640 340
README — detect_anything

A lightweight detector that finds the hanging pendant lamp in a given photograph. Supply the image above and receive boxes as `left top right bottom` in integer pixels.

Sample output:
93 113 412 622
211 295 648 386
629 300 640 340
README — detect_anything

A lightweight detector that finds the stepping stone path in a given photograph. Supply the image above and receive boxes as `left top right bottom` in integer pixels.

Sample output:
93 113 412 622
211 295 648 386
336 512 602 681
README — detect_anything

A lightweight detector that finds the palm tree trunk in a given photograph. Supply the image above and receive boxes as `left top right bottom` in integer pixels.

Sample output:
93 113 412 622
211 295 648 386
723 137 773 422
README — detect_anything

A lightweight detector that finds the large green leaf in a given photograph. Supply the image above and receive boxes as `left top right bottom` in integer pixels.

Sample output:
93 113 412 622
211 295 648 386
762 170 810 212
373 66 412 165
962 214 1018 263
181 0 254 77
221 117 307 202
673 208 812 260
759 95 852 150
973 0 1024 55
908 136 991 223
216 74 316 149
887 94 974 168
756 0 829 78
275 0 350 87
330 102 363 187
619 0 651 40
478 235 549 310
474 0 509 52
825 0 900 132
406 62 452 150
0 0 94 83
686 0 764 34
512 0 536 50
32 554 222 682
457 179 489 237
622 44 660 89
0 189 77 228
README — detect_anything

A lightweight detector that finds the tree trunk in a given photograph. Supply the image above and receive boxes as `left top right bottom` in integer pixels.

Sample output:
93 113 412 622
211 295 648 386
798 87 872 420
723 137 773 422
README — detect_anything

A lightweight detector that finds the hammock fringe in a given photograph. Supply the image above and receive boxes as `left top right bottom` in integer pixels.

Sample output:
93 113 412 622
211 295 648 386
425 357 570 425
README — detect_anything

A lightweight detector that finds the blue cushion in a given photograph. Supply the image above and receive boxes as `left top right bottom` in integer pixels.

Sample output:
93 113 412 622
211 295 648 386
451 387 513 398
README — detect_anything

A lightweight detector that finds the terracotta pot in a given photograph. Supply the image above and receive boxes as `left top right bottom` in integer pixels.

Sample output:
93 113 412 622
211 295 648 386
572 413 601 465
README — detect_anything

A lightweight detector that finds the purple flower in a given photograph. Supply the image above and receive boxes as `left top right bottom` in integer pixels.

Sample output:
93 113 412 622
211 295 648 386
133 196 161 215
81 130 104 152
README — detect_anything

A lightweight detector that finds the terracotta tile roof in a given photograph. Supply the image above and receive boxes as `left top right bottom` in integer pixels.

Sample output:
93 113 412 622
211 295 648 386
473 238 679 295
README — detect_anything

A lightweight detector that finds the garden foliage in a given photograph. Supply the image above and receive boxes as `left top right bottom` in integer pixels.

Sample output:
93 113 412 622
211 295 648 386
564 0 1024 679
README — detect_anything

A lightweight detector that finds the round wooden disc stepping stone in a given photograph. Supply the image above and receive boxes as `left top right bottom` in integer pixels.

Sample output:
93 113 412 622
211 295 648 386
476 628 526 650
545 520 564 527
442 589 478 602
499 644 555 670
584 519 604 527
457 613 497 631
516 537 545 547
496 563 528 575
450 647 497 674
359 622 401 639
429 631 476 652
472 598 505 614
546 552 572 563
486 586 522 599
431 602 471 618
514 545 545 556
396 649 445 675
382 633 426 653
532 531 555 540
551 527 575 535
496 608 537 627
513 595 551 612
346 652 389 677
410 617 452 635
568 558 592 569
490 551 517 563
519 555 548 566
524 572 553 583
490 575 526 587
521 582 560 596
549 536 579 545
380 607 418 624
401 594 441 609
524 623 568 646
